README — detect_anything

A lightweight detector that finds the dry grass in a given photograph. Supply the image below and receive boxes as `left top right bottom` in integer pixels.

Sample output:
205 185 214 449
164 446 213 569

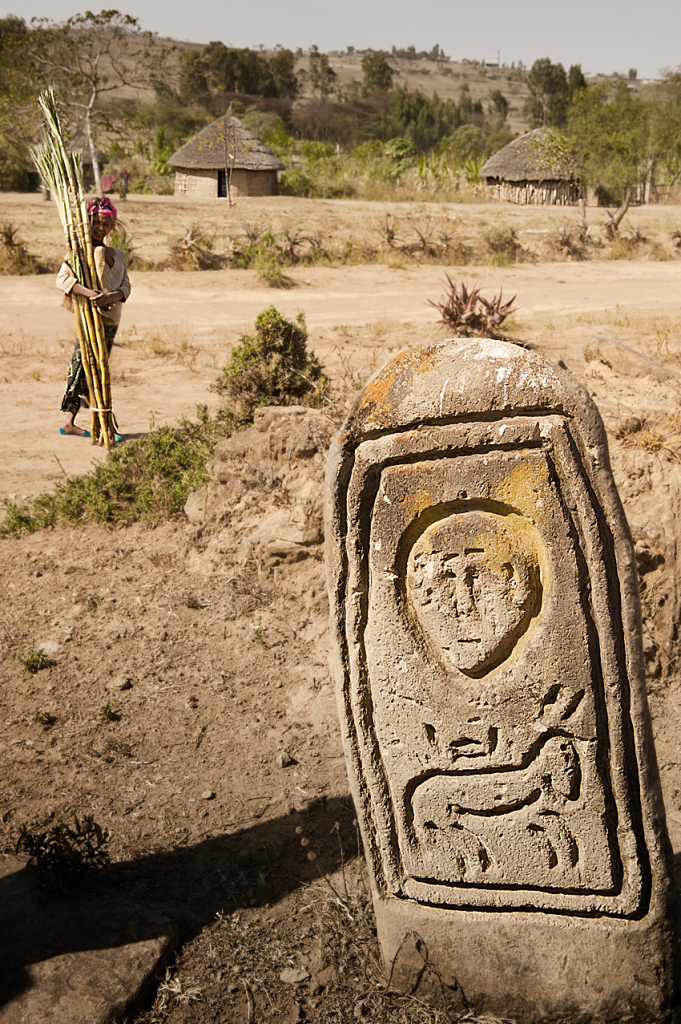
135 839 515 1024
0 222 44 275
617 414 681 461
117 321 202 368
3 192 681 276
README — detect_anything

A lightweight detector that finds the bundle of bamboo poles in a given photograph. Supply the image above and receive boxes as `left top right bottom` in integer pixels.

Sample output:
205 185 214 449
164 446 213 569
32 89 115 447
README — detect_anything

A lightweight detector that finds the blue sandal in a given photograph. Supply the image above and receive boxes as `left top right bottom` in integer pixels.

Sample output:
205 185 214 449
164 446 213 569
60 428 91 437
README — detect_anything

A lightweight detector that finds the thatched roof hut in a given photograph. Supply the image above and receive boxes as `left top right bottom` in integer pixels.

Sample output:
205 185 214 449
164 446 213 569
168 115 285 198
479 128 584 205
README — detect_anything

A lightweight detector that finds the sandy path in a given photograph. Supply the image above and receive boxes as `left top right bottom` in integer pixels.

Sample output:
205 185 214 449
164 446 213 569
1 261 681 501
3 262 681 342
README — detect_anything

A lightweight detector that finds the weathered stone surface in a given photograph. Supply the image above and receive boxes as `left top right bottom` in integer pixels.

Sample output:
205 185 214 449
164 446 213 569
325 339 677 1021
0 855 177 1024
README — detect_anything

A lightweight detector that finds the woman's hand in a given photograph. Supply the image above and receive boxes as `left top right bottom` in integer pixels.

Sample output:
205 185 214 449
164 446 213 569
91 290 123 309
70 282 101 301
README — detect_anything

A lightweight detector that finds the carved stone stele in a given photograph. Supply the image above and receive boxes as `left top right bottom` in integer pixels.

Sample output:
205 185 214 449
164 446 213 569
325 339 677 1021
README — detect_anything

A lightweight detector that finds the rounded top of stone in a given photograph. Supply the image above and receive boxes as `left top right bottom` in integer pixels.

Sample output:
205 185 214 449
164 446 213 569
338 338 603 453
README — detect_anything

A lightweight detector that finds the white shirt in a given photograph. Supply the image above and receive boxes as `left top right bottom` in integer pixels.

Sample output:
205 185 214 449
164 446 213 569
56 245 131 326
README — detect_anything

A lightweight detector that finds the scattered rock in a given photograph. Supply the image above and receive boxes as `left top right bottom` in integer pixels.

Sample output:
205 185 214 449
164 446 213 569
619 415 643 436
37 641 59 657
0 855 178 1024
201 789 215 800
583 337 679 382
279 749 296 768
279 967 310 985
310 965 335 995
108 674 132 692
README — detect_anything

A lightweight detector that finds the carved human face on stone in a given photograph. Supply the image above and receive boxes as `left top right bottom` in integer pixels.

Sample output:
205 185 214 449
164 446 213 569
406 509 542 676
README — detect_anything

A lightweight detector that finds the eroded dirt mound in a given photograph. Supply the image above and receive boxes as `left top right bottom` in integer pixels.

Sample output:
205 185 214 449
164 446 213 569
184 405 335 569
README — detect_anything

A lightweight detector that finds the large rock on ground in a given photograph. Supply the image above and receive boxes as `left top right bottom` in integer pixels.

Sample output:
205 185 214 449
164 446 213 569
0 855 177 1024
326 339 677 1022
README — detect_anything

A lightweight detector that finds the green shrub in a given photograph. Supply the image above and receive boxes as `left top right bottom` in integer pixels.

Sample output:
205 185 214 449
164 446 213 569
278 169 320 198
481 225 521 261
16 815 109 890
16 648 48 673
212 306 329 428
1 408 230 536
253 252 288 287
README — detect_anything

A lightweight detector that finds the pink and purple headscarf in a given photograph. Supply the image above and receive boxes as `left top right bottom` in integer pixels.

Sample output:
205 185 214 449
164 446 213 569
87 196 117 221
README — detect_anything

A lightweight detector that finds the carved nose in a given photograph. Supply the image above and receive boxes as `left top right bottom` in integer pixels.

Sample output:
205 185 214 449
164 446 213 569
455 575 478 617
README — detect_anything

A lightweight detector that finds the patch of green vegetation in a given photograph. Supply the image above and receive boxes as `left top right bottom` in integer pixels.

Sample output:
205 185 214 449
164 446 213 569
15 648 48 673
1 407 230 537
489 251 512 268
481 225 520 258
1 306 330 537
212 305 330 428
16 814 110 890
98 698 119 724
32 708 56 728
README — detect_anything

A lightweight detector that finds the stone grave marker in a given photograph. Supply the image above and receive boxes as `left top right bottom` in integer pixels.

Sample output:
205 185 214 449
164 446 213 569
325 339 676 1021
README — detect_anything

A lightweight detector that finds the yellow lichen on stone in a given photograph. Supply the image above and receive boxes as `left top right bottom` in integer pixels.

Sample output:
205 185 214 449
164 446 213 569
401 485 434 519
494 458 552 520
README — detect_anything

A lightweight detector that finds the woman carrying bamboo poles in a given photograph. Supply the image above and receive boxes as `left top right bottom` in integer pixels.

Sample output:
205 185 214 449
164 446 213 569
57 197 131 437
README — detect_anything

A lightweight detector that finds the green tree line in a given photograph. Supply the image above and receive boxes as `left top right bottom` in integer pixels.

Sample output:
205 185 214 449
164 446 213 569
1 13 680 208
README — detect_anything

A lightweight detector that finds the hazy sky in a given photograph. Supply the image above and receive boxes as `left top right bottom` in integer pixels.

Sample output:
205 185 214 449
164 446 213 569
4 0 680 80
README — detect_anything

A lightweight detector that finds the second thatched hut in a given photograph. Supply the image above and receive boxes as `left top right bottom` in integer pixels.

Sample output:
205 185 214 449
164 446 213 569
168 115 285 199
479 128 584 205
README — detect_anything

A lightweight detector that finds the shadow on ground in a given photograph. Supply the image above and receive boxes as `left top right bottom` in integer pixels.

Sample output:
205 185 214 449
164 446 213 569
0 793 358 1019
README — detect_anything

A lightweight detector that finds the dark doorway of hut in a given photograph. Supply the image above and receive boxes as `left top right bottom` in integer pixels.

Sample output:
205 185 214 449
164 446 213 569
218 168 232 204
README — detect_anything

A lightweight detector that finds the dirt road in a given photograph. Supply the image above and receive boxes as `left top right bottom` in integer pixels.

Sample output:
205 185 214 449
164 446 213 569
2 260 681 501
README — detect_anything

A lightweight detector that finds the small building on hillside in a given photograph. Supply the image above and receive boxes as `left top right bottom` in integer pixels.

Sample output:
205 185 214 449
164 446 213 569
479 128 584 205
168 116 285 199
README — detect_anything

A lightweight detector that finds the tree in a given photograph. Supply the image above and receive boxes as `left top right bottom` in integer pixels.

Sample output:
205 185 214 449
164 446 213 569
30 11 172 194
651 68 681 186
523 58 568 127
382 88 463 151
199 42 298 99
448 124 485 160
566 81 650 228
308 45 336 98
489 88 509 127
362 52 394 95
269 49 299 98
568 64 587 97
0 15 38 188
457 84 484 125
179 49 208 103
202 41 239 91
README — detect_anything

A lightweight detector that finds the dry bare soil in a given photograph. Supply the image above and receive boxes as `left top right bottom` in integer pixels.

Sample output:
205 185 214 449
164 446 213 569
2 192 681 1023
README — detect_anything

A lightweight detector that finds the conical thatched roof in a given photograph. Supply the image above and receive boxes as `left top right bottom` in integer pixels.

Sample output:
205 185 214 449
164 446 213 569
480 128 577 182
168 116 285 171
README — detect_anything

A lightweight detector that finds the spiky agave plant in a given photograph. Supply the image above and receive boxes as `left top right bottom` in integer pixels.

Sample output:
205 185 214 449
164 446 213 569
428 274 516 336
32 89 115 448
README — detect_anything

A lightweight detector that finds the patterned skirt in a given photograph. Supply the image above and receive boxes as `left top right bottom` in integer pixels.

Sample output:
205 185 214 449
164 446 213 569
61 323 118 415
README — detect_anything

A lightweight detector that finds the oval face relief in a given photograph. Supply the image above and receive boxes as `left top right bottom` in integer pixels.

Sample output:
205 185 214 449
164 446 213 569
406 509 543 676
